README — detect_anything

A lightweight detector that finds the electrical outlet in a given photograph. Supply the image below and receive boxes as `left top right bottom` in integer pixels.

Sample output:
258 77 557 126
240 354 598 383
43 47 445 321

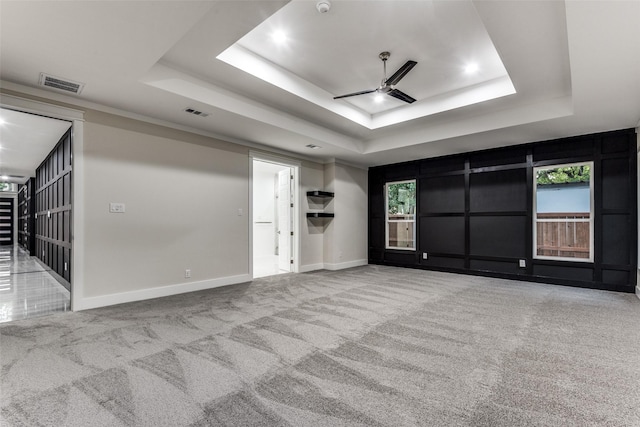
185 269 191 278
422 252 428 260
519 259 526 268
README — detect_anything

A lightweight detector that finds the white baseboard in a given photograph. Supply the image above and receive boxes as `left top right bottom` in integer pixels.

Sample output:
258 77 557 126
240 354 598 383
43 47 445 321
636 285 640 301
75 274 251 311
324 259 368 271
299 260 368 273
299 263 324 273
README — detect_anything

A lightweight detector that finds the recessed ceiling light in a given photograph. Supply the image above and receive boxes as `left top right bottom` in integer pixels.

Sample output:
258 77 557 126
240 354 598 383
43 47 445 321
0 118 5 126
271 30 287 44
465 63 479 74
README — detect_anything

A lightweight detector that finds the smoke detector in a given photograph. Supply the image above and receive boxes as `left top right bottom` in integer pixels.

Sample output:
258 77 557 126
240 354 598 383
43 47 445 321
316 1 331 13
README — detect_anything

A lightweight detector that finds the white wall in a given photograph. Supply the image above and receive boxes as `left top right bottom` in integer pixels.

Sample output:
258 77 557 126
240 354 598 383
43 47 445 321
322 162 336 265
1 88 369 309
300 161 325 271
80 111 251 307
323 162 368 270
77 111 365 308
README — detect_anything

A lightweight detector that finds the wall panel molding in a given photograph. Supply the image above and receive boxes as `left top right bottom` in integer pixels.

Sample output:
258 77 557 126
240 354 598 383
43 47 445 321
35 129 72 290
369 128 638 293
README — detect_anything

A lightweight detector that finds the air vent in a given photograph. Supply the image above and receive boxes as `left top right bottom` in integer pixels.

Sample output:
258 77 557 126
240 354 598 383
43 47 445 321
39 73 84 94
184 108 210 118
305 144 322 149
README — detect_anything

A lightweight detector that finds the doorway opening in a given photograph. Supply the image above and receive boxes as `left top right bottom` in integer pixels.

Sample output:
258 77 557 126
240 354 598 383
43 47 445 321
0 95 83 319
251 156 299 278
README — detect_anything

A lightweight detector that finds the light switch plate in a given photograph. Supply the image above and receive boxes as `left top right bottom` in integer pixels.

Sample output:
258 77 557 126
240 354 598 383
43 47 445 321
109 203 125 213
519 259 526 268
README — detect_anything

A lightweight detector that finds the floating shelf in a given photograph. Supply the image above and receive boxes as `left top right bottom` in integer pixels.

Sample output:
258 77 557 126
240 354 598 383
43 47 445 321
306 212 335 218
306 190 334 222
306 190 334 198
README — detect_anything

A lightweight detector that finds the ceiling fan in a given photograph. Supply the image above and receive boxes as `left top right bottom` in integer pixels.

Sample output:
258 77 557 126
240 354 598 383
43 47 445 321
333 51 418 104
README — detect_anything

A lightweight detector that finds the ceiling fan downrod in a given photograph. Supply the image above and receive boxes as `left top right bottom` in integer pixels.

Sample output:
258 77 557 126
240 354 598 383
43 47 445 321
379 51 390 87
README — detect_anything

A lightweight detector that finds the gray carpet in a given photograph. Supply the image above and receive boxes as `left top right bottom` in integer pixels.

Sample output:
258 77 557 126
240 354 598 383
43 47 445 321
1 265 639 426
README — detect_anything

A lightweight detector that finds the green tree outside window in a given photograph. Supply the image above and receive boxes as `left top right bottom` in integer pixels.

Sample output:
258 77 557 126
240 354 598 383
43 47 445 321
536 165 591 185
387 181 416 215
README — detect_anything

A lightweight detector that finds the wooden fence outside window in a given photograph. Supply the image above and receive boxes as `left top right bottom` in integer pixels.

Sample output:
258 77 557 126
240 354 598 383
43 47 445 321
536 212 590 259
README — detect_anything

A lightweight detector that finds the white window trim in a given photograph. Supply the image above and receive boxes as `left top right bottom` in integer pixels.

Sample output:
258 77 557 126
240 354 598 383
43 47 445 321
533 161 594 263
385 179 416 251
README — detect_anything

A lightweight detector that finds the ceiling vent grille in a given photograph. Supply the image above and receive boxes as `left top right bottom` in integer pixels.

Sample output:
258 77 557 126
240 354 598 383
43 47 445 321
184 108 210 117
39 73 84 94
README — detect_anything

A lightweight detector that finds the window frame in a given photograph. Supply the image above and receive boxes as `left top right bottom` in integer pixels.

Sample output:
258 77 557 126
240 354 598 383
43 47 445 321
533 161 594 263
385 179 417 251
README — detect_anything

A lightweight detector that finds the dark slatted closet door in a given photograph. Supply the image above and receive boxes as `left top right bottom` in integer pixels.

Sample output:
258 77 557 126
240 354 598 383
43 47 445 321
35 129 72 289
0 198 14 246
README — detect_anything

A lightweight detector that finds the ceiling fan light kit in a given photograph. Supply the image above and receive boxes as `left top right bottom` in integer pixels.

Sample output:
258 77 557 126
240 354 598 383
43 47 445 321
333 51 417 104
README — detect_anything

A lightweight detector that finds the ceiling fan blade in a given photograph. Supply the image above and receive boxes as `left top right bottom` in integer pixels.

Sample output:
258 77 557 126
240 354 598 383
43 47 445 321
333 89 376 100
385 60 417 86
387 89 417 104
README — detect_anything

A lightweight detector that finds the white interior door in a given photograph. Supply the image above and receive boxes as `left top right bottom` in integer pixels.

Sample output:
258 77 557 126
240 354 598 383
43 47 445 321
277 169 292 272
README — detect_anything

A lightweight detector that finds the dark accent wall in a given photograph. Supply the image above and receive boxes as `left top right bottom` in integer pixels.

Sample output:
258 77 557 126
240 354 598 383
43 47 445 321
369 128 638 293
35 129 72 290
18 178 36 253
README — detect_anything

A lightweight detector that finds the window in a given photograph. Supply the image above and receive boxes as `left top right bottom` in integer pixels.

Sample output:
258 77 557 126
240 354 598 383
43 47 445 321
533 162 593 262
385 180 416 250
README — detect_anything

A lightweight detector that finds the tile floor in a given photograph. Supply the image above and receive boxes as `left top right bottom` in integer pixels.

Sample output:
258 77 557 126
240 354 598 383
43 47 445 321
0 245 70 323
253 254 289 278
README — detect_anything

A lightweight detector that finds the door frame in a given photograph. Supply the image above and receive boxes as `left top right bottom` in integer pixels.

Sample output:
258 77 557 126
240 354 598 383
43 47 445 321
276 168 293 272
249 151 300 278
0 93 84 310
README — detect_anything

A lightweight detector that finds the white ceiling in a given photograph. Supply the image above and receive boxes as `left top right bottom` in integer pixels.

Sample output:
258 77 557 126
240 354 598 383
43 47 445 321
0 108 71 183
0 0 639 172
216 0 513 121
